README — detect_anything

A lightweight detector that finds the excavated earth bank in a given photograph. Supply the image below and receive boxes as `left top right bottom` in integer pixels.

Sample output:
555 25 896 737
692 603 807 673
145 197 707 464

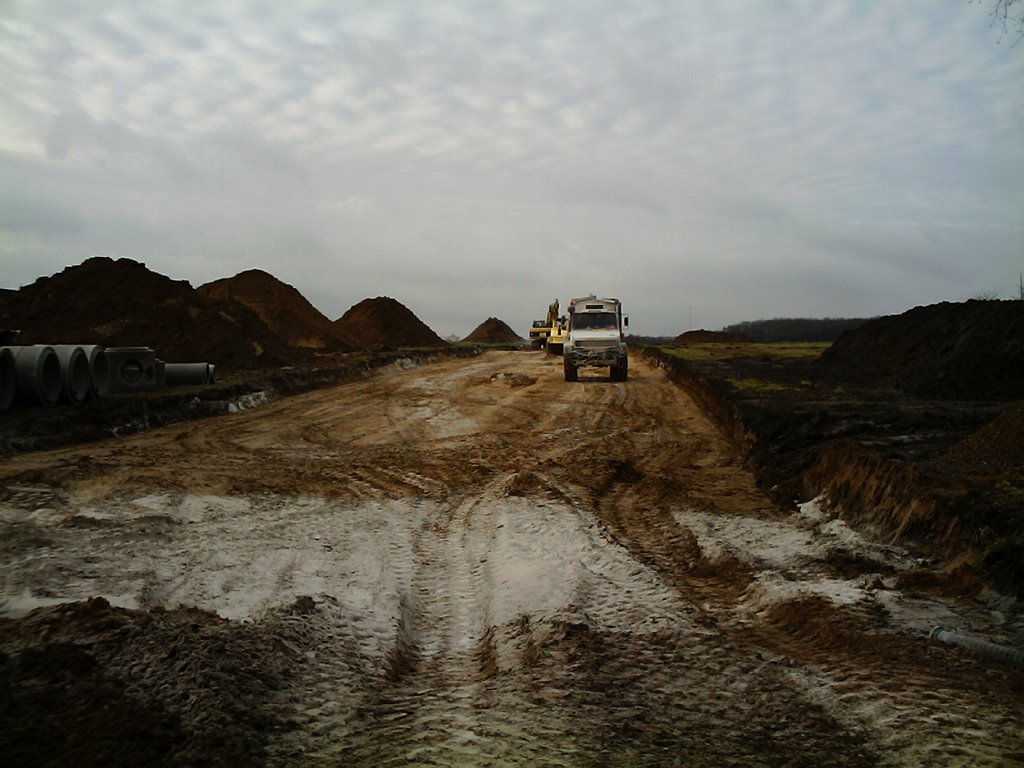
640 304 1023 600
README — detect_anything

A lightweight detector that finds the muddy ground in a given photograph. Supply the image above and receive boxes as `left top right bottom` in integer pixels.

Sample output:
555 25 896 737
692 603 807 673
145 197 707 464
1 351 1022 767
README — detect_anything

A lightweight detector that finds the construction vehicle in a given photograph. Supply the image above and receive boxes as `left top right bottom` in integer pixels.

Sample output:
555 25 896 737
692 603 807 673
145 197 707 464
528 299 560 350
546 314 568 355
563 296 629 382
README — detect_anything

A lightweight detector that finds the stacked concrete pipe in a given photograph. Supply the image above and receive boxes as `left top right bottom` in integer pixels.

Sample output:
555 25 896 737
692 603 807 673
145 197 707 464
164 362 211 386
53 345 93 405
83 345 110 398
8 345 62 406
2 343 215 407
0 346 15 411
104 347 158 394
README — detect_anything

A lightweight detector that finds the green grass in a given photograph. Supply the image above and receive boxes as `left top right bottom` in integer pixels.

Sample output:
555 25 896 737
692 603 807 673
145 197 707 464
731 377 793 392
657 341 831 362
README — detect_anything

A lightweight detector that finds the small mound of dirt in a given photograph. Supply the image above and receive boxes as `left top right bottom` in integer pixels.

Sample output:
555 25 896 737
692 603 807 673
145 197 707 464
463 317 522 344
0 257 295 370
940 401 1024 476
674 330 752 344
0 596 298 767
821 300 1024 400
198 270 354 353
333 296 447 349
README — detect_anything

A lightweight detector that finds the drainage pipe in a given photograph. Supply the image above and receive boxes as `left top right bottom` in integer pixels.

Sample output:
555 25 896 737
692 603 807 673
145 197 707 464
0 346 15 411
207 363 216 385
53 345 92 405
104 347 157 394
164 362 209 387
929 626 1024 669
83 345 110 398
11 345 62 406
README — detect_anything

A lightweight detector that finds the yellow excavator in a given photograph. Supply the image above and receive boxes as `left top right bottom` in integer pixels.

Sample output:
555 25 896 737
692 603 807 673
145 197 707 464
528 299 558 350
528 300 567 354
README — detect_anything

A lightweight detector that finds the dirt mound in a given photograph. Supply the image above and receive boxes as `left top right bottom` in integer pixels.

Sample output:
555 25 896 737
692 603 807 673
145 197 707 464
198 270 354 353
0 596 298 767
941 401 1024 477
675 330 752 344
0 257 295 370
333 296 447 349
463 317 522 344
821 300 1024 400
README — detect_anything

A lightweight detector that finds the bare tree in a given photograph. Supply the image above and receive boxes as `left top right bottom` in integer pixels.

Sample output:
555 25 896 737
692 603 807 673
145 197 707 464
981 0 1024 44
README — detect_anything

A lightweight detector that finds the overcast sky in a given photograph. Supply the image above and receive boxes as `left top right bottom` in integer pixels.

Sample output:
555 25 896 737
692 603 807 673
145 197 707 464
2 1 1021 338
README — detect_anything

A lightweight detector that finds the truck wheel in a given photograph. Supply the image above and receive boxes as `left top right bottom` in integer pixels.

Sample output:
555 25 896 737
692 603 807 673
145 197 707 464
611 360 628 382
564 358 578 382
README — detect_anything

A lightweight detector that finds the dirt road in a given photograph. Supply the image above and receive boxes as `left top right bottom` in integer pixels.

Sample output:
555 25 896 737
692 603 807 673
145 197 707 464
1 351 1021 766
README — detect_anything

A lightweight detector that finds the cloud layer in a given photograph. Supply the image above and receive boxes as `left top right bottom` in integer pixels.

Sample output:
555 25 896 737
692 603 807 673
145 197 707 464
2 0 1021 337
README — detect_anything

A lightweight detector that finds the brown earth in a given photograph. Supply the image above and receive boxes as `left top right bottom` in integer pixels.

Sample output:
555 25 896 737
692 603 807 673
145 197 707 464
2 351 1020 767
645 299 1023 598
334 296 448 349
0 257 296 370
197 269 355 353
821 299 1024 400
0 266 1022 766
462 317 523 344
0 259 452 373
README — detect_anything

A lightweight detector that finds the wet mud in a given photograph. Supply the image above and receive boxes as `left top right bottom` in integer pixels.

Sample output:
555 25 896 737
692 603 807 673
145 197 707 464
1 352 1021 766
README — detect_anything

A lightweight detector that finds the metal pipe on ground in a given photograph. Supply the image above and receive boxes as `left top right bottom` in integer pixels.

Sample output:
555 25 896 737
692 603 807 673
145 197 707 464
9 345 62 406
0 347 15 411
104 347 158 394
53 345 92 405
164 362 210 387
930 626 1024 669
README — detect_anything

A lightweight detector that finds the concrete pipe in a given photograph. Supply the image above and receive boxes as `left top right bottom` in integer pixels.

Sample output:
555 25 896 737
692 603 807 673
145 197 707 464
104 347 158 394
164 362 210 387
207 363 216 385
53 345 92 405
82 345 110 398
0 346 15 411
930 626 1024 669
12 345 62 406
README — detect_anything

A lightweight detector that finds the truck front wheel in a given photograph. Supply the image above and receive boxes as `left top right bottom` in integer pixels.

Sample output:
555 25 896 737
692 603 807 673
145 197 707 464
611 359 628 382
564 358 578 382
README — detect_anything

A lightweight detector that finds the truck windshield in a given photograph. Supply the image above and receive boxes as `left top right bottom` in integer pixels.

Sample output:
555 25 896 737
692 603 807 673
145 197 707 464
572 312 617 330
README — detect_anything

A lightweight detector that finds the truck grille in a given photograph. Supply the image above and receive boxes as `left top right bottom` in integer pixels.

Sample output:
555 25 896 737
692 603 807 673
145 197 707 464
575 339 617 350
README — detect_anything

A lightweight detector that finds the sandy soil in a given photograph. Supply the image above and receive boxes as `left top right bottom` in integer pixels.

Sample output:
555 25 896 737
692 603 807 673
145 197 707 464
1 351 1021 767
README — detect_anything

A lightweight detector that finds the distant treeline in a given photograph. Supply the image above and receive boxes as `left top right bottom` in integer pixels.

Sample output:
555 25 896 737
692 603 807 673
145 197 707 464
721 317 873 343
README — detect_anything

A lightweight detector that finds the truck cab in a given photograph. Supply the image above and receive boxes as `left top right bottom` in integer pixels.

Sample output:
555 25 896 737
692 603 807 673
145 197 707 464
563 296 628 381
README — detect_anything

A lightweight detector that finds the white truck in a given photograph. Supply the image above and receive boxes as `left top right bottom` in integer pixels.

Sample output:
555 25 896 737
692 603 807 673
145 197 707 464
562 296 629 382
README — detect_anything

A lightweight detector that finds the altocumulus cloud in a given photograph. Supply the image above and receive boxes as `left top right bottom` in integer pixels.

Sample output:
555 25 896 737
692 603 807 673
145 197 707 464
1 0 1021 337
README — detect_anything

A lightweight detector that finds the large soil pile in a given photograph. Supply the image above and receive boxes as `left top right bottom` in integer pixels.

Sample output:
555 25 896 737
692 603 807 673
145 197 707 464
675 330 752 344
0 257 295 370
821 300 1023 400
198 270 354 353
463 317 522 344
334 297 447 349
